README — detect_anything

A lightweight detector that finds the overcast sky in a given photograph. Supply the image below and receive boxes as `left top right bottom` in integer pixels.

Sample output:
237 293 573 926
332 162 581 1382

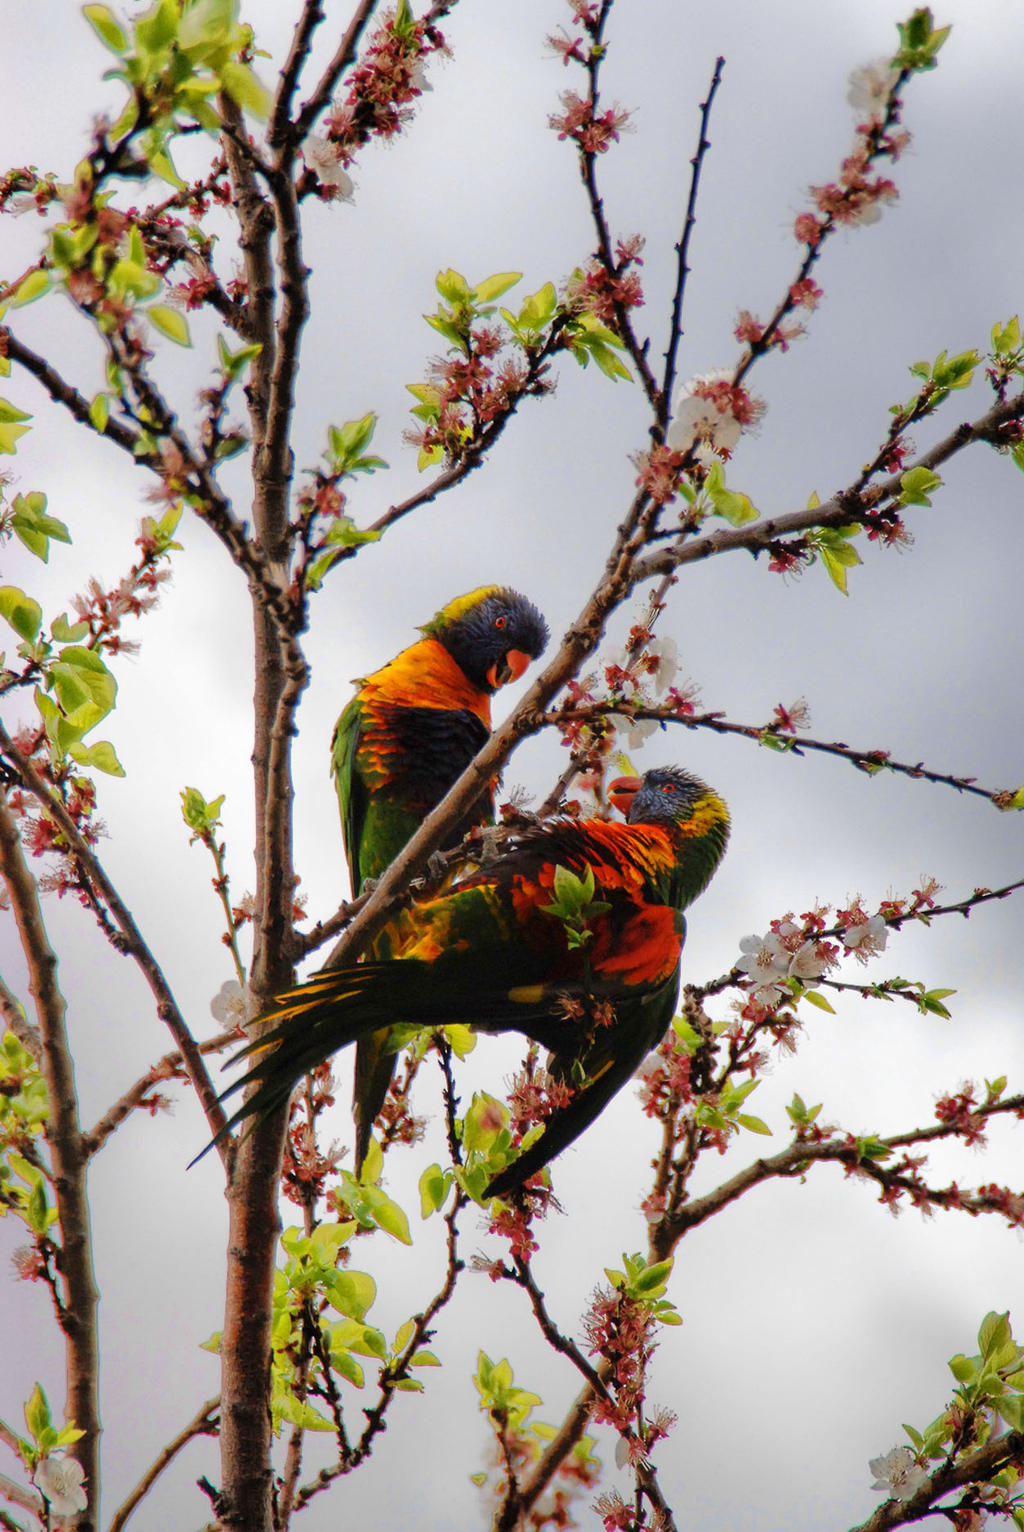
2 2 1023 1528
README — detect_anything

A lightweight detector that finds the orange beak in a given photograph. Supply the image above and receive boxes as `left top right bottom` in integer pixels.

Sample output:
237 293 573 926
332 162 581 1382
607 775 642 818
487 648 533 690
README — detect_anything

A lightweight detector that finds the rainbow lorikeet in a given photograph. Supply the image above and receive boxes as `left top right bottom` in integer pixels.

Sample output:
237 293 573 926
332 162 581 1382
331 586 549 1168
215 766 729 1197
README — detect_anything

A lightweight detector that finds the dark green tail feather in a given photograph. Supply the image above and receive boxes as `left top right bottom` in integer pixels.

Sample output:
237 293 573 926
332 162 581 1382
188 957 660 1170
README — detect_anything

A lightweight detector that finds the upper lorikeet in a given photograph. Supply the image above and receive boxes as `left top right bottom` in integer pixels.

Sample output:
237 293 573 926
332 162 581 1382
331 585 549 1169
212 765 729 1196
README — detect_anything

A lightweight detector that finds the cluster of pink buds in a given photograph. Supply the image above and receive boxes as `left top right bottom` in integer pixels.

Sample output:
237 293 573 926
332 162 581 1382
795 57 909 250
549 91 631 154
306 8 445 199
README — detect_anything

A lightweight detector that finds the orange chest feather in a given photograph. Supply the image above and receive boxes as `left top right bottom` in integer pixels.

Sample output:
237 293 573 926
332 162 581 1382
360 638 492 728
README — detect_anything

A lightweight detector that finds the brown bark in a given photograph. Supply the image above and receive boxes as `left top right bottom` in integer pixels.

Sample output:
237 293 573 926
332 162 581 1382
216 84 310 1530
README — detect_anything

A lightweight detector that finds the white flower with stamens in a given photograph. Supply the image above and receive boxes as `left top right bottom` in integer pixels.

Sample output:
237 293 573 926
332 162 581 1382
35 1456 88 1518
666 370 764 464
869 1446 928 1501
842 914 889 962
303 136 355 201
211 980 247 1027
737 932 790 1003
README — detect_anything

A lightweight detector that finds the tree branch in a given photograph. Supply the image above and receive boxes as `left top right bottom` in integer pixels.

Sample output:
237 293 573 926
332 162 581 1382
0 791 101 1530
632 391 1024 584
848 1432 1024 1532
106 1396 220 1532
0 726 228 1156
83 1030 238 1159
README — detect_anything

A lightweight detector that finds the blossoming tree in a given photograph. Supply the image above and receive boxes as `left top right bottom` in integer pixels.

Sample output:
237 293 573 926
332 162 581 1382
1 2 1023 1530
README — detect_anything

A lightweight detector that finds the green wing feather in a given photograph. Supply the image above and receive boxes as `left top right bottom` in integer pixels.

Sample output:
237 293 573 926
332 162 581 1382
331 693 365 893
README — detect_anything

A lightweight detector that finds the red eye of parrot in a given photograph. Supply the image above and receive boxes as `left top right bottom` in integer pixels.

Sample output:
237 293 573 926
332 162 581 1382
662 783 676 793
494 615 507 630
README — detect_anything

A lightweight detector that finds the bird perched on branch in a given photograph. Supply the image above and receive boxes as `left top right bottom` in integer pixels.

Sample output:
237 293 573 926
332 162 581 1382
213 765 729 1196
331 585 549 1168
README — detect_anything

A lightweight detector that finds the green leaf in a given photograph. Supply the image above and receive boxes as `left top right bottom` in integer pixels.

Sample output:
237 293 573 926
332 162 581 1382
801 988 835 1015
217 336 262 380
898 466 942 508
327 412 378 470
393 1318 416 1356
180 785 225 833
11 269 51 308
0 586 42 642
0 396 33 455
704 464 759 527
424 312 466 349
418 1162 452 1217
68 738 125 776
919 987 955 1019
991 316 1020 355
631 1257 673 1297
365 1188 412 1245
11 492 71 562
435 268 471 303
51 646 117 728
220 60 273 119
89 393 111 433
83 3 128 52
736 1113 772 1136
148 305 192 346
462 1092 509 1154
999 1394 1024 1431
326 1269 376 1322
24 1383 51 1443
473 271 522 304
979 1311 1014 1363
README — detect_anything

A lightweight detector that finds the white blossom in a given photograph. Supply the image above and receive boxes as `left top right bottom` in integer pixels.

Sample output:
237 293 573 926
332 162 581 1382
842 913 889 961
303 136 355 200
211 979 248 1027
613 713 659 750
666 370 741 461
35 1456 88 1518
847 60 899 121
646 635 679 692
869 1445 929 1501
736 932 790 1004
409 57 433 93
737 929 829 1002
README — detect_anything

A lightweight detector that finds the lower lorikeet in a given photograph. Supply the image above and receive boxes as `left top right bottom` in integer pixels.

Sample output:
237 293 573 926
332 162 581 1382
331 586 549 1169
214 766 729 1196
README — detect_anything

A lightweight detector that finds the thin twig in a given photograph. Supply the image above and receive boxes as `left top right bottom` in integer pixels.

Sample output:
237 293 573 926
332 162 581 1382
541 702 1016 806
0 969 40 1058
658 55 725 433
576 2 659 402
0 726 229 1158
106 1397 220 1532
83 1029 238 1158
0 792 101 1529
